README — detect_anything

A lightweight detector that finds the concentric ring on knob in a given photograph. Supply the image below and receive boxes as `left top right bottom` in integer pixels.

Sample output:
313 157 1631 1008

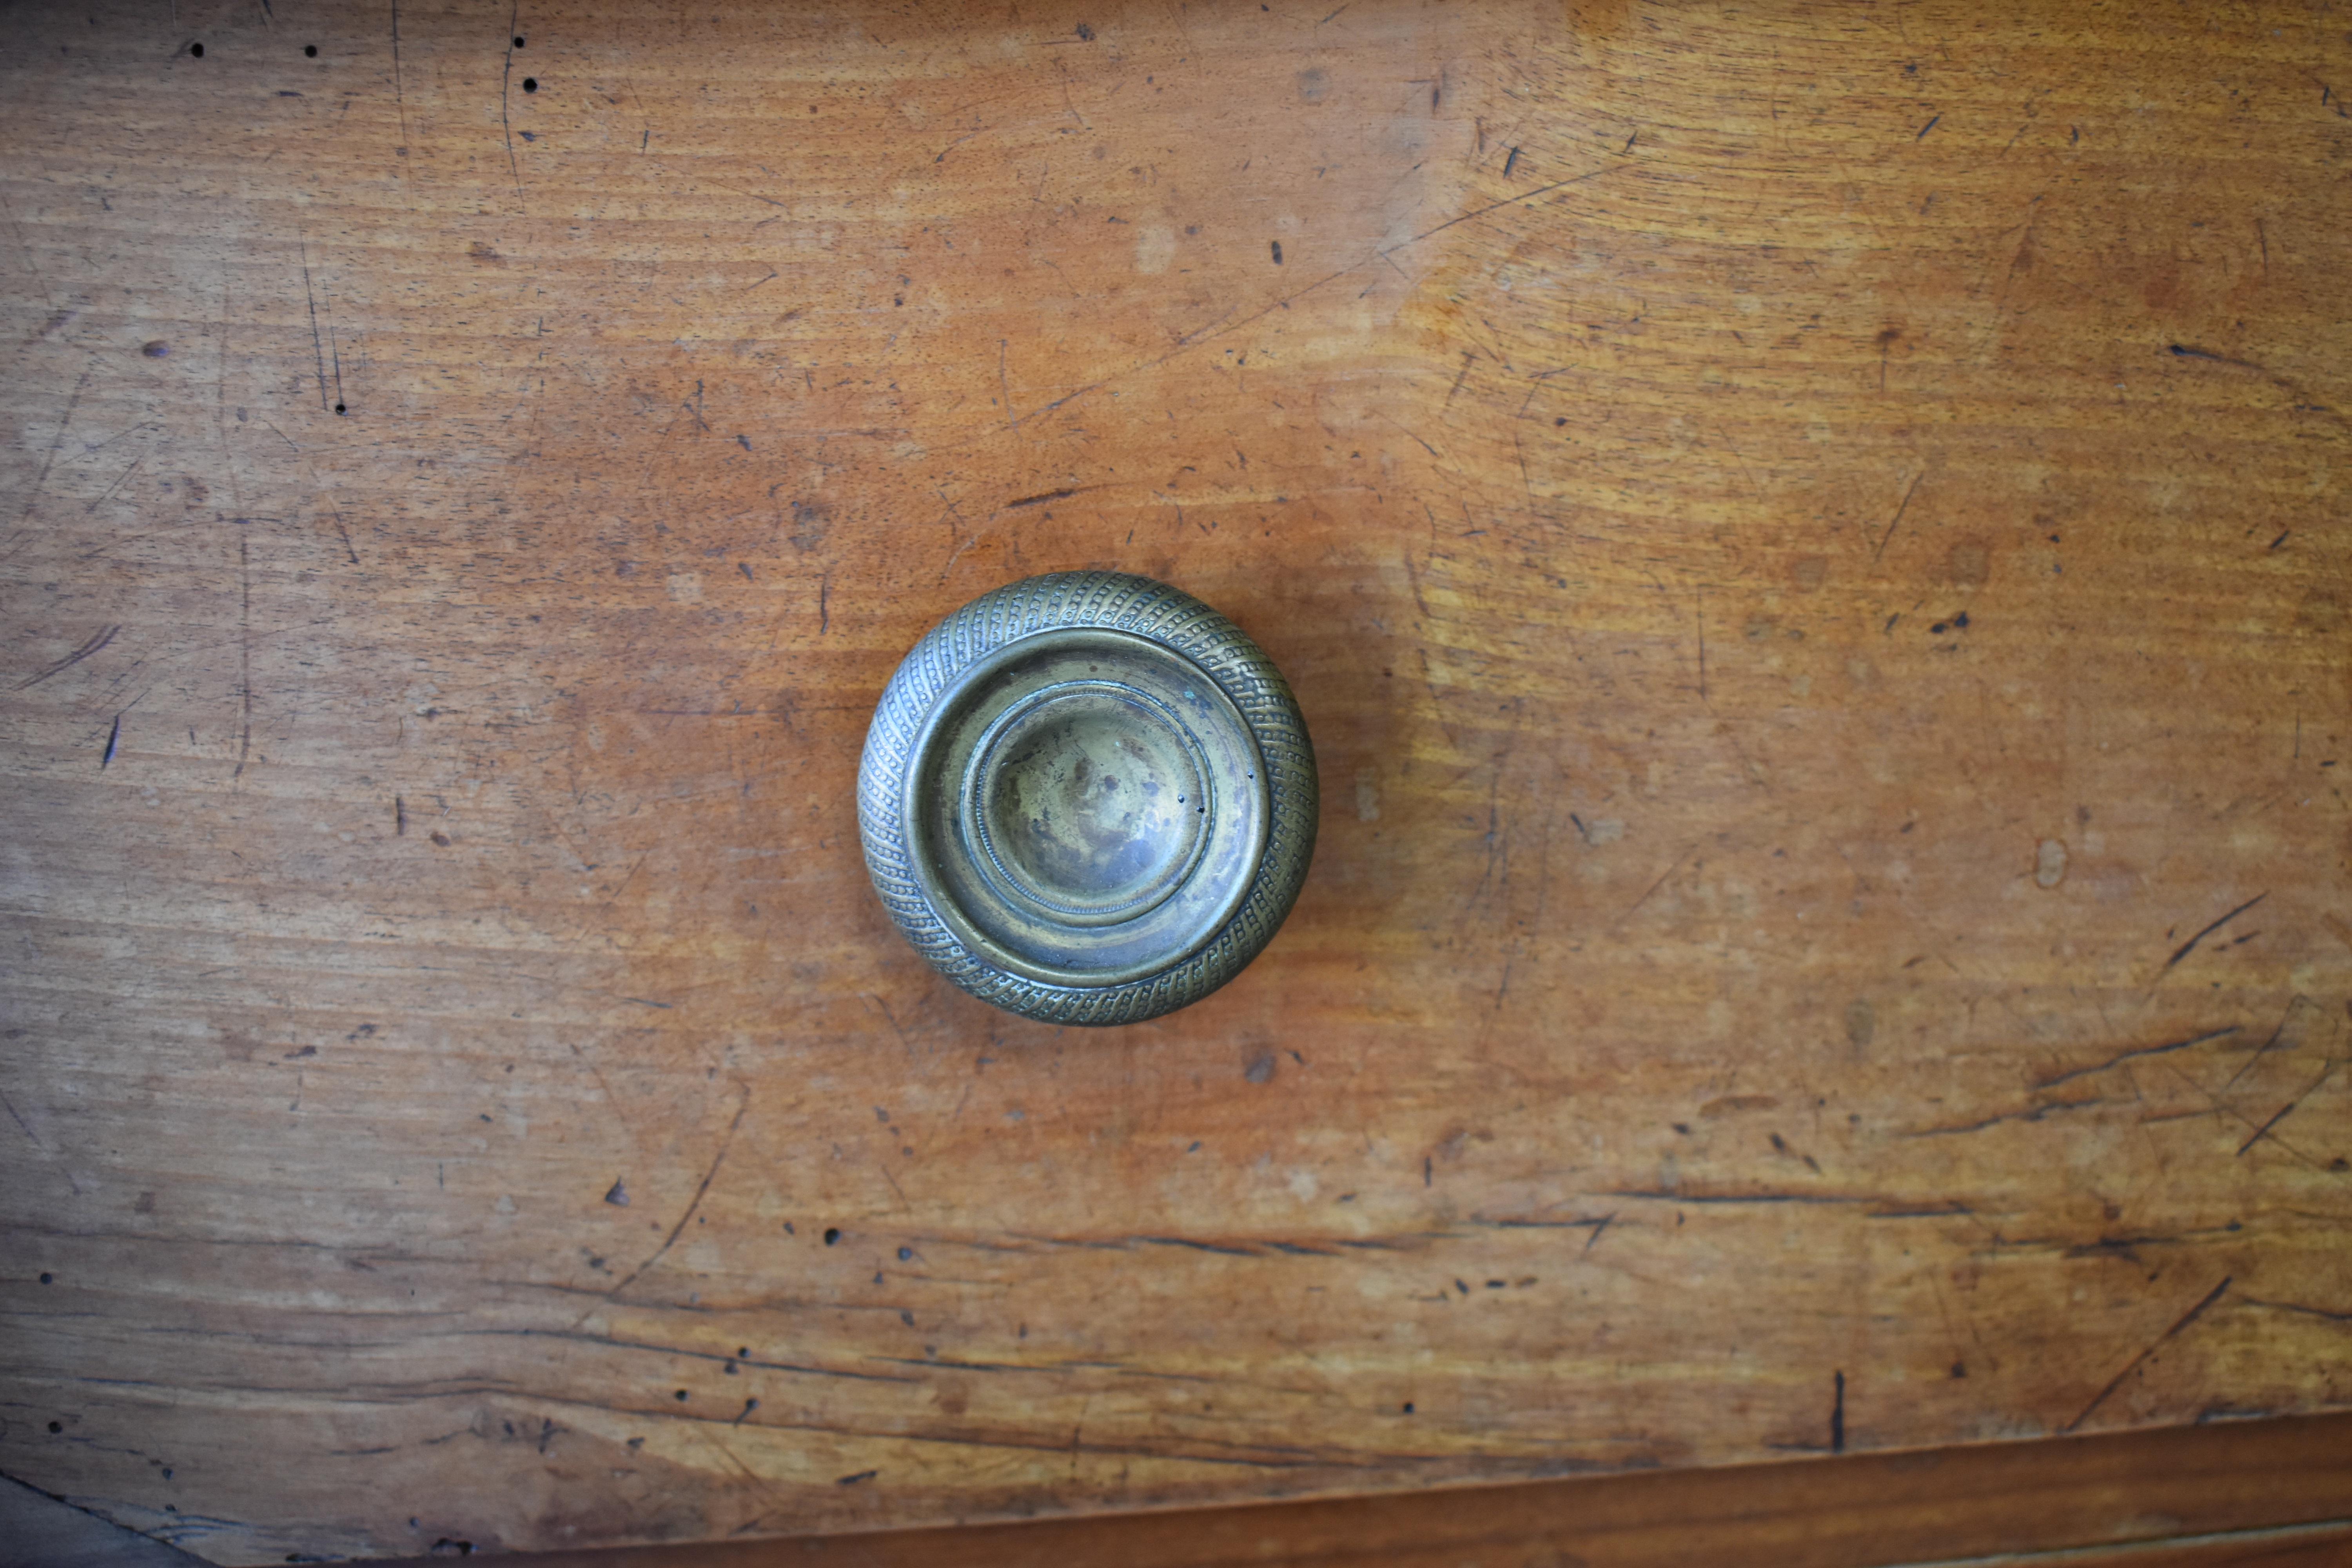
964 679 1213 927
858 572 1317 1026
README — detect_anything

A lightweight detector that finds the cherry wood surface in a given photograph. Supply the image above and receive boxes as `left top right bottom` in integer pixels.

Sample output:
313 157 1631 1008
2 0 2348 1561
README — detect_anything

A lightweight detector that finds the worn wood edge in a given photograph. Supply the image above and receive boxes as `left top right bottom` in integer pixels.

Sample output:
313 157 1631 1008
363 1412 2352 1567
0 1473 211 1568
1929 1521 2352 1568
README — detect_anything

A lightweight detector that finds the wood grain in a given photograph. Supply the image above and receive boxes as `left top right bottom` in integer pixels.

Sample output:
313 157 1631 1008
1 0 2347 1561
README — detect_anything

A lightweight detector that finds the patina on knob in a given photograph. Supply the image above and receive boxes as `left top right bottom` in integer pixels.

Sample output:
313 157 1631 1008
858 572 1317 1025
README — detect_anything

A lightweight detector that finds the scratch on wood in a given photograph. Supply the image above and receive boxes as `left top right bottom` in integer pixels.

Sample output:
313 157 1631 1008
15 623 118 690
326 506 358 565
390 0 410 152
2237 1296 2352 1325
1392 165 1621 254
498 1326 921 1386
500 0 524 206
2221 993 2316 1093
12 369 89 535
1695 588 1708 701
1873 471 1921 561
592 1085 751 1310
2034 1026 2238 1090
299 240 330 410
0 1089 40 1149
1616 836 1702 929
1606 1188 1877 1206
0 187 59 312
234 533 253 779
2062 1276 2232 1433
1904 1095 2114 1140
2162 892 2265 972
2167 343 2264 372
2237 1062 2332 1156
84 454 146 514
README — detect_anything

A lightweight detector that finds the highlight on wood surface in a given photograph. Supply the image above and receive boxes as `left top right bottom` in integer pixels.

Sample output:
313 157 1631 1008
0 0 2345 1561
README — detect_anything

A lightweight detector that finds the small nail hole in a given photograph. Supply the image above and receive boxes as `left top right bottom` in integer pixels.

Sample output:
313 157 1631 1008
304 44 317 56
522 76 537 92
514 35 526 47
334 403 347 415
189 41 203 57
822 1227 840 1245
48 1421 62 1433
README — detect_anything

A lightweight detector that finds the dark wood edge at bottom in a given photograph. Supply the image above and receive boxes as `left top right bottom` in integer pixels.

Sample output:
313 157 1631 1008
367 1411 2352 1568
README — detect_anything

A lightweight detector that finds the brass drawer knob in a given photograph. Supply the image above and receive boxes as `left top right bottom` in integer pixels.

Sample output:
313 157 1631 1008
859 572 1317 1025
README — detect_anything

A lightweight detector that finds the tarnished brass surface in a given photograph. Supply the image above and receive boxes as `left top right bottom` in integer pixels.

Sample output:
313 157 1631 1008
859 573 1317 1024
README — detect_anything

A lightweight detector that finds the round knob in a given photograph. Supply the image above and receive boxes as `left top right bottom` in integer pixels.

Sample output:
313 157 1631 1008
859 572 1317 1025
